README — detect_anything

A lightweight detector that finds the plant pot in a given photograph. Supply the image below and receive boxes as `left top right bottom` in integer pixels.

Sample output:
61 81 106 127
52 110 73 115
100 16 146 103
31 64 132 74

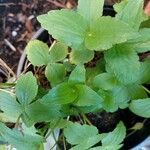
16 6 150 150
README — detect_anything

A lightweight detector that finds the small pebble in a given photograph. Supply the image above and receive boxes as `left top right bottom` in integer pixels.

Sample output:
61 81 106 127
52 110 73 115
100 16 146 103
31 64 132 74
12 31 17 37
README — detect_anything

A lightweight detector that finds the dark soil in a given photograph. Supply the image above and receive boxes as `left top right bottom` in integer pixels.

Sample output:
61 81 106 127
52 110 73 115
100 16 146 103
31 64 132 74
0 0 76 72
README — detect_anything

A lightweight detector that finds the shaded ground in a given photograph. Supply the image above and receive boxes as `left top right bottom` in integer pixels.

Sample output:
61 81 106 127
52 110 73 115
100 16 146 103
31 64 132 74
0 0 76 73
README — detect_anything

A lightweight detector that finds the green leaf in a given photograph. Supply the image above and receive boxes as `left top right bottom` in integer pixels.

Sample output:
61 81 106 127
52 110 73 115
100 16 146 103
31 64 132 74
70 135 103 150
16 72 38 106
64 122 103 150
0 145 6 150
22 100 61 126
26 40 50 66
111 86 130 109
114 0 148 30
64 122 125 150
69 64 86 84
0 122 43 150
49 42 68 63
89 145 122 150
99 86 129 112
42 83 78 104
126 84 148 99
93 73 119 90
0 90 22 120
138 58 150 84
98 90 118 112
127 28 150 53
105 45 141 84
49 119 69 129
45 63 66 86
113 0 128 13
86 59 106 87
64 122 98 145
37 9 88 49
102 121 126 146
129 98 150 118
77 0 104 26
74 85 103 107
70 46 94 64
85 17 138 50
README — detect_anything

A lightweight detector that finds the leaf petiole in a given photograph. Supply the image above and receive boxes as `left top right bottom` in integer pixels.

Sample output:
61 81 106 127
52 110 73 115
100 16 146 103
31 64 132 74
142 86 150 94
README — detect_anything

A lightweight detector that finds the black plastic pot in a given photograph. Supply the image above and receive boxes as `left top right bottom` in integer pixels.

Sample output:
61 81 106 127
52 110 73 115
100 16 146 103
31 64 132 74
17 6 150 150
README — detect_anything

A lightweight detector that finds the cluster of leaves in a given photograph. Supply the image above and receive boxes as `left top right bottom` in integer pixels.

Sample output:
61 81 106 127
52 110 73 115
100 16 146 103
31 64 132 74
0 0 150 149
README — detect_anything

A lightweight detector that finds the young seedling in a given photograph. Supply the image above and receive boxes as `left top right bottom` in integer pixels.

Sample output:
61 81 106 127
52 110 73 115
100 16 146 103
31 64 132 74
0 0 150 149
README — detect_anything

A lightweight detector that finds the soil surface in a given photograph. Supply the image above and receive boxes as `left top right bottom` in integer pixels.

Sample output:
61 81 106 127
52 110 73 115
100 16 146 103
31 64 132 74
0 0 76 73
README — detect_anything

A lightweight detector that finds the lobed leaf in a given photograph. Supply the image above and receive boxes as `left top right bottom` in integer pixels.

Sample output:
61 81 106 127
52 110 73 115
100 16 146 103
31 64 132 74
114 0 148 30
101 121 126 146
69 64 86 84
105 45 141 84
64 122 103 150
93 73 119 90
85 17 138 50
37 9 88 49
45 63 66 86
70 46 94 64
16 72 38 106
126 84 148 99
0 90 22 120
99 86 130 112
49 42 68 63
26 40 50 66
64 122 99 145
74 84 103 107
77 0 104 26
127 28 150 53
0 122 43 150
42 83 78 104
138 58 150 84
129 98 150 118
22 100 61 126
64 121 126 150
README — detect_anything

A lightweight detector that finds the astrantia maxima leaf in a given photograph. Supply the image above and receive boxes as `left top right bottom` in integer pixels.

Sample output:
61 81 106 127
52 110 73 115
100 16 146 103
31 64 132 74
42 83 78 104
26 40 49 66
49 42 68 63
45 63 66 86
69 64 86 84
0 90 22 120
0 123 43 150
129 98 150 118
16 72 38 106
37 9 88 49
114 0 148 30
105 45 141 84
85 17 138 51
77 0 104 26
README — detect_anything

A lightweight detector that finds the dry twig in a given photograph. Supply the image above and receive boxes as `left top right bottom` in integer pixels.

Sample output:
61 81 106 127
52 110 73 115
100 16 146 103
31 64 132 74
0 58 16 78
0 3 15 6
4 39 16 52
46 0 67 8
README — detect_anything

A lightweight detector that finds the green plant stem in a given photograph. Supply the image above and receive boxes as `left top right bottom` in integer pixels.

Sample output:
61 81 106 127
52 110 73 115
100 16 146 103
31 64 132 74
81 113 93 125
142 86 150 94
0 82 16 88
